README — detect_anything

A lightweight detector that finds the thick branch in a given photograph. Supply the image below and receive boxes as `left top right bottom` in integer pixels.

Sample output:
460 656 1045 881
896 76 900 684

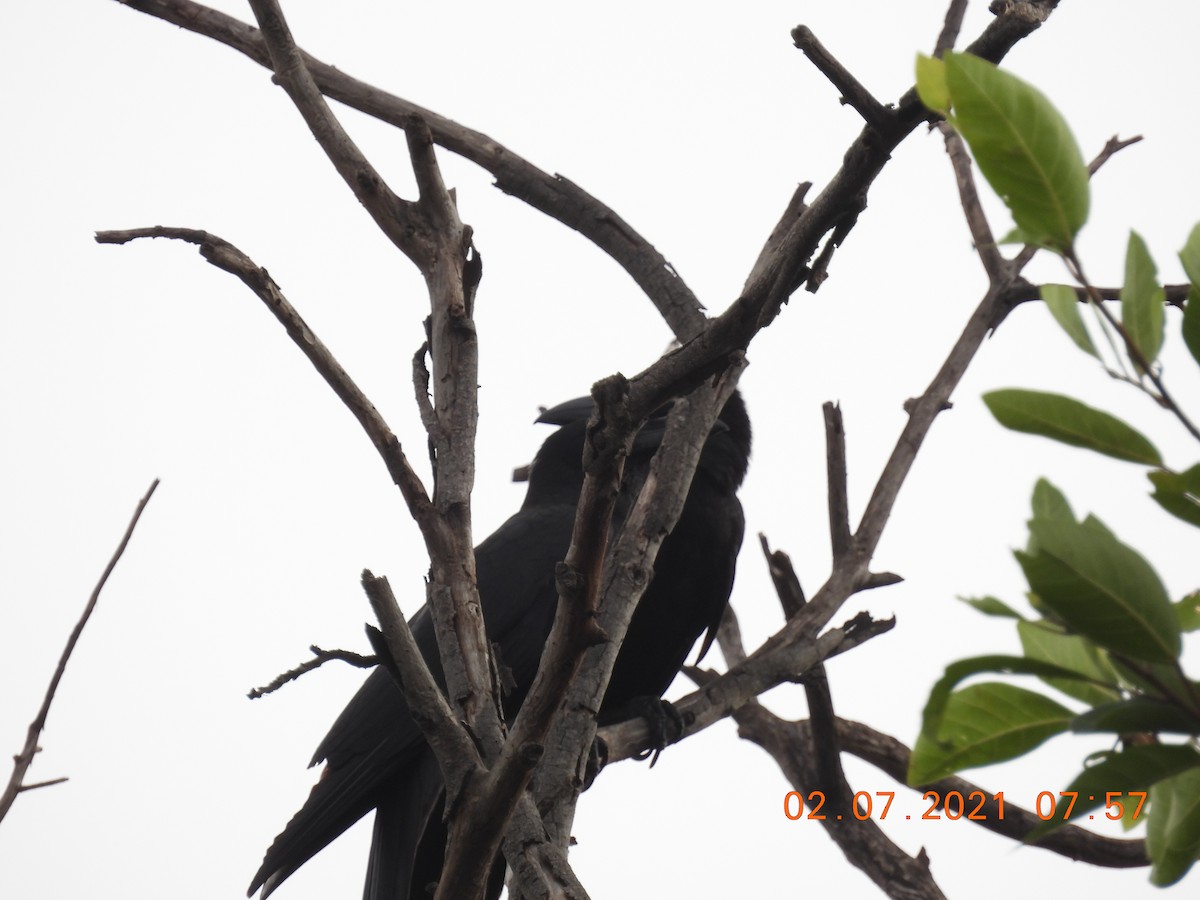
245 0 430 265
362 572 482 787
531 371 746 854
736 702 946 899
111 0 706 338
827 716 1147 868
1 479 159 824
606 2 1062 430
823 403 851 561
708 602 944 900
599 611 895 763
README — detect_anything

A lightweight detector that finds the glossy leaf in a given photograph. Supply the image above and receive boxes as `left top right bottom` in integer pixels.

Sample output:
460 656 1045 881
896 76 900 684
1018 513 1181 663
1122 231 1165 368
919 655 1097 735
958 595 1025 619
942 52 1088 251
910 681 1073 784
1111 657 1199 704
984 389 1162 465
1017 620 1120 706
1030 744 1200 839
1031 477 1075 524
914 54 950 114
1180 224 1200 367
1149 465 1200 529
1176 592 1200 632
1040 283 1097 357
1071 698 1200 735
1148 768 1200 885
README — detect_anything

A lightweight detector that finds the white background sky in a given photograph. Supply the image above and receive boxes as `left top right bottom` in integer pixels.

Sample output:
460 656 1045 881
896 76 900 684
3 2 1199 898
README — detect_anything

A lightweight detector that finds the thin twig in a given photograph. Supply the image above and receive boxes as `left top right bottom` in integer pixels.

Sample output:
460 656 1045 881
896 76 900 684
1088 134 1143 176
247 646 377 700
16 777 69 793
997 280 1190 311
1067 252 1200 443
1 479 159 825
940 123 1005 281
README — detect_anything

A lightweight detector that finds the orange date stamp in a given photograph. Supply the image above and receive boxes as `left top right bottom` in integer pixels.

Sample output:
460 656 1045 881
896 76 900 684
783 790 1147 823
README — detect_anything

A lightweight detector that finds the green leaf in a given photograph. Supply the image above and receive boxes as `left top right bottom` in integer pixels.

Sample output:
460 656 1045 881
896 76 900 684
1148 768 1200 886
1017 620 1120 706
1122 231 1165 369
914 54 950 114
1184 288 1200 371
1030 744 1200 839
1031 477 1075 524
1176 591 1200 632
1040 283 1097 357
918 655 1101 736
909 682 1073 784
1179 225 1200 367
1018 514 1181 663
984 389 1162 465
1181 223 1200 286
942 52 1089 251
912 654 1101 785
1071 698 1200 735
1111 657 1199 705
958 595 1025 619
1149 465 1200 529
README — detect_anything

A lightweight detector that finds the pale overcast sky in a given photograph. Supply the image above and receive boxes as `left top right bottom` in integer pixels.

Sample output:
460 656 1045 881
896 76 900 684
3 2 1199 898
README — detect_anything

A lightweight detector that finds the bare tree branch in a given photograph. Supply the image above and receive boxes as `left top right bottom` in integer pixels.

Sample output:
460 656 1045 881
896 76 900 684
940 124 1005 281
1066 252 1200 444
245 0 428 264
708 612 1145 876
933 0 970 56
759 535 806 619
110 0 707 339
100 4 1073 897
792 26 893 132
823 402 852 562
1088 134 1144 176
94 228 435 518
753 547 945 900
1 479 159 825
826 716 1148 868
530 371 748 858
247 646 377 700
999 280 1191 311
601 610 895 763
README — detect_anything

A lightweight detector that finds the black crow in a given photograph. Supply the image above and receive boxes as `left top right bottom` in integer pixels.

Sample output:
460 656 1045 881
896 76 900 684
249 392 750 899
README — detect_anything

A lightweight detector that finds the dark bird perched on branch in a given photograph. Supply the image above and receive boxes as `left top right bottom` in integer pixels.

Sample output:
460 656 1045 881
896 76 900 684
249 391 751 900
